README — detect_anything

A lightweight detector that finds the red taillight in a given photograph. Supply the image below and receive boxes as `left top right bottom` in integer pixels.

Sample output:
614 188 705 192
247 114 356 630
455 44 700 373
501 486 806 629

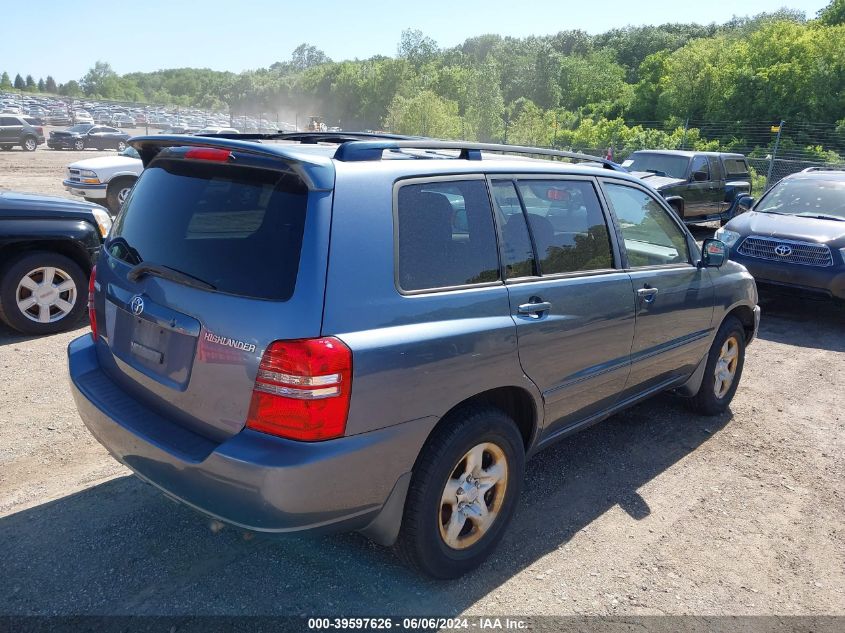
88 265 97 340
185 147 231 162
246 337 352 441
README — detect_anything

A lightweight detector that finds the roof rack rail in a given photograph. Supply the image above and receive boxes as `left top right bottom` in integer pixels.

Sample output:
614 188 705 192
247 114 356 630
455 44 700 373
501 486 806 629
332 140 621 169
801 166 845 173
193 131 417 143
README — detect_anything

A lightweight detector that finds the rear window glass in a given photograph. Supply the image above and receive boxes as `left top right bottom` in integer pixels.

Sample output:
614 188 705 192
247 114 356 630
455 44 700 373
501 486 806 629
396 180 500 291
724 159 749 177
108 160 307 301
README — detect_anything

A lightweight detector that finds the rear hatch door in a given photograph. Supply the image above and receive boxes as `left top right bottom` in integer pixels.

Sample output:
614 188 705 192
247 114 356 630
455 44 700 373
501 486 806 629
93 139 335 442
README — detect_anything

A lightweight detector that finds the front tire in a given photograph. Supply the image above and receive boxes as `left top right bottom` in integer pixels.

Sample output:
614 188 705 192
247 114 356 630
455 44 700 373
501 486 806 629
116 140 127 151
0 251 87 335
688 316 746 416
73 139 85 151
394 406 525 579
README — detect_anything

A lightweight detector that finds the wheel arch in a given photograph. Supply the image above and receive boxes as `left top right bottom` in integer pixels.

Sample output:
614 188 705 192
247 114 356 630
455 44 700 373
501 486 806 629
423 386 540 458
0 239 95 278
725 303 756 343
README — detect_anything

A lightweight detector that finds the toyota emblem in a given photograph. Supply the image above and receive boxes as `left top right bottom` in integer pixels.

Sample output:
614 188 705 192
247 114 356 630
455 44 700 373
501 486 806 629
774 244 793 257
130 296 145 316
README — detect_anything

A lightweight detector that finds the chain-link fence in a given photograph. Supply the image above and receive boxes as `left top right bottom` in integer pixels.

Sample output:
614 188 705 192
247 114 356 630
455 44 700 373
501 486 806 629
576 120 845 192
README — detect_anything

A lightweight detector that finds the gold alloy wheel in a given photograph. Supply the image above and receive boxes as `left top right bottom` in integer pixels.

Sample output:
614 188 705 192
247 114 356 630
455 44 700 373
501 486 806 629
714 335 740 398
438 442 509 550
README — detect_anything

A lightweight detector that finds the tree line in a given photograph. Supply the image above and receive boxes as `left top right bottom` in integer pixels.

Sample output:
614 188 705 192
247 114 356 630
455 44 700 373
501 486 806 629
3 1 844 158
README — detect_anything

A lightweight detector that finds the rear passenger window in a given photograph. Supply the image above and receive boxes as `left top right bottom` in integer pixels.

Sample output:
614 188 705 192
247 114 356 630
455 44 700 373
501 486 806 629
397 180 500 291
725 159 749 178
514 180 614 275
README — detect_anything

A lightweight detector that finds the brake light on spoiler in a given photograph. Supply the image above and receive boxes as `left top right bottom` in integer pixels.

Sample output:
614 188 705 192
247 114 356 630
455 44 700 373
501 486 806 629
184 147 232 162
246 337 352 441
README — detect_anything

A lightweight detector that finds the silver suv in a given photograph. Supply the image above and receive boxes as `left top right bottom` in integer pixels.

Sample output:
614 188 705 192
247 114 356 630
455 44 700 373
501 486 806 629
68 134 760 578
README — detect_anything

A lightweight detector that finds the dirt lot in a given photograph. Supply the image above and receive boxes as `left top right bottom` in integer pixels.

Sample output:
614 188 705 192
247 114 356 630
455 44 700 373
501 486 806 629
0 146 843 618
0 125 148 200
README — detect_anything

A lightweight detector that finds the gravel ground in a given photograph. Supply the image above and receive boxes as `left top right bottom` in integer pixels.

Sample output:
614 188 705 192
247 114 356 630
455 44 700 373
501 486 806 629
0 145 843 618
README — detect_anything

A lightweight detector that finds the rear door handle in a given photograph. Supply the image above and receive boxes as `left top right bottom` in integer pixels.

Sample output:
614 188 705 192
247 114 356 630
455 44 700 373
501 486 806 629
517 301 552 317
637 287 659 303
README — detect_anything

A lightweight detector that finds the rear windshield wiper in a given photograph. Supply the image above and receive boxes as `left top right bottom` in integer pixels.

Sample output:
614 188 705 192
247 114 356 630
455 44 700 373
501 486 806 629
127 262 216 291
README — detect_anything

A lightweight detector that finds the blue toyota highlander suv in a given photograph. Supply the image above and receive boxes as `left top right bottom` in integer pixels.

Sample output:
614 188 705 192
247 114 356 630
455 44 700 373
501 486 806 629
68 133 760 578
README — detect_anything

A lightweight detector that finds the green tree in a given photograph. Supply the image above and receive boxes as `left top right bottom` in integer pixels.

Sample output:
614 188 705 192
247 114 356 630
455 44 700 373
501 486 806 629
290 44 331 72
37 78 45 92
0 72 11 89
45 76 57 93
398 29 439 67
818 0 845 25
24 75 36 91
81 61 120 96
59 80 83 97
464 60 505 142
13 73 24 90
385 90 461 138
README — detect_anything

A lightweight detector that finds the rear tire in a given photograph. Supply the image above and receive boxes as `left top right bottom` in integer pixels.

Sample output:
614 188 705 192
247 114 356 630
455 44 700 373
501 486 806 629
22 136 37 152
393 405 525 579
0 251 87 335
688 316 746 416
106 176 136 214
116 140 127 151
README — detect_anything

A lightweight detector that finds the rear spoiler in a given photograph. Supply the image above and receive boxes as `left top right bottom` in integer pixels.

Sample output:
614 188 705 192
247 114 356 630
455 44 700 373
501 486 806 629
128 135 336 191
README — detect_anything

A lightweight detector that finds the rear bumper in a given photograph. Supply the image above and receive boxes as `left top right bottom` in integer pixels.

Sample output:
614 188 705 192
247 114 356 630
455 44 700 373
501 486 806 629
63 179 107 199
68 334 435 535
731 253 845 301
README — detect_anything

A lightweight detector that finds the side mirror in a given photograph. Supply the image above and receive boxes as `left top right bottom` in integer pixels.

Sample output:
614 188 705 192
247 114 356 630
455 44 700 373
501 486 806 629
691 170 709 182
737 196 755 212
701 238 727 267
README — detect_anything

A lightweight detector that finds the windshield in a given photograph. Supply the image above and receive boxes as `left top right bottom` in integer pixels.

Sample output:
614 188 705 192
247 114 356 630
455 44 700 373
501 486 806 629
756 178 845 220
624 153 690 179
67 124 92 133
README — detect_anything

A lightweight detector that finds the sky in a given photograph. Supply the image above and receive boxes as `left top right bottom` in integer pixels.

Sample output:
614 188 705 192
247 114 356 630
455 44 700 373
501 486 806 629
0 0 831 83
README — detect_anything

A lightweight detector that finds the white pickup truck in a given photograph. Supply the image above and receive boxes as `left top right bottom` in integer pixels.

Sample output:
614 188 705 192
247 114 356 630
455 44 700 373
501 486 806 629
63 147 143 214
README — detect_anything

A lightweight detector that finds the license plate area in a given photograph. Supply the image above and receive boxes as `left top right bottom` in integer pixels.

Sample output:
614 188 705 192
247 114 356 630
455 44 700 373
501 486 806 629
107 300 199 391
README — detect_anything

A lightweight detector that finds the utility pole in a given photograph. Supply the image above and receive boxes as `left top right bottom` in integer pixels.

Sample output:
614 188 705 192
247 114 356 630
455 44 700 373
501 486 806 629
766 120 785 188
680 117 689 149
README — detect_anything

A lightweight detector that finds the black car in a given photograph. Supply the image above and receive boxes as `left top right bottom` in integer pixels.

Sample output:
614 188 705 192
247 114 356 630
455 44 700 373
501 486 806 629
0 114 45 151
717 168 845 301
0 192 112 334
47 124 131 151
623 150 753 225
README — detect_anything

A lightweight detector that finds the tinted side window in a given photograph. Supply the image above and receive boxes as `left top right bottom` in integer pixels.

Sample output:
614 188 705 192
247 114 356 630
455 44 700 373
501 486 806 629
604 183 690 267
725 159 749 177
515 180 613 274
491 180 535 278
0 117 19 126
708 156 724 181
397 180 500 291
690 155 710 180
